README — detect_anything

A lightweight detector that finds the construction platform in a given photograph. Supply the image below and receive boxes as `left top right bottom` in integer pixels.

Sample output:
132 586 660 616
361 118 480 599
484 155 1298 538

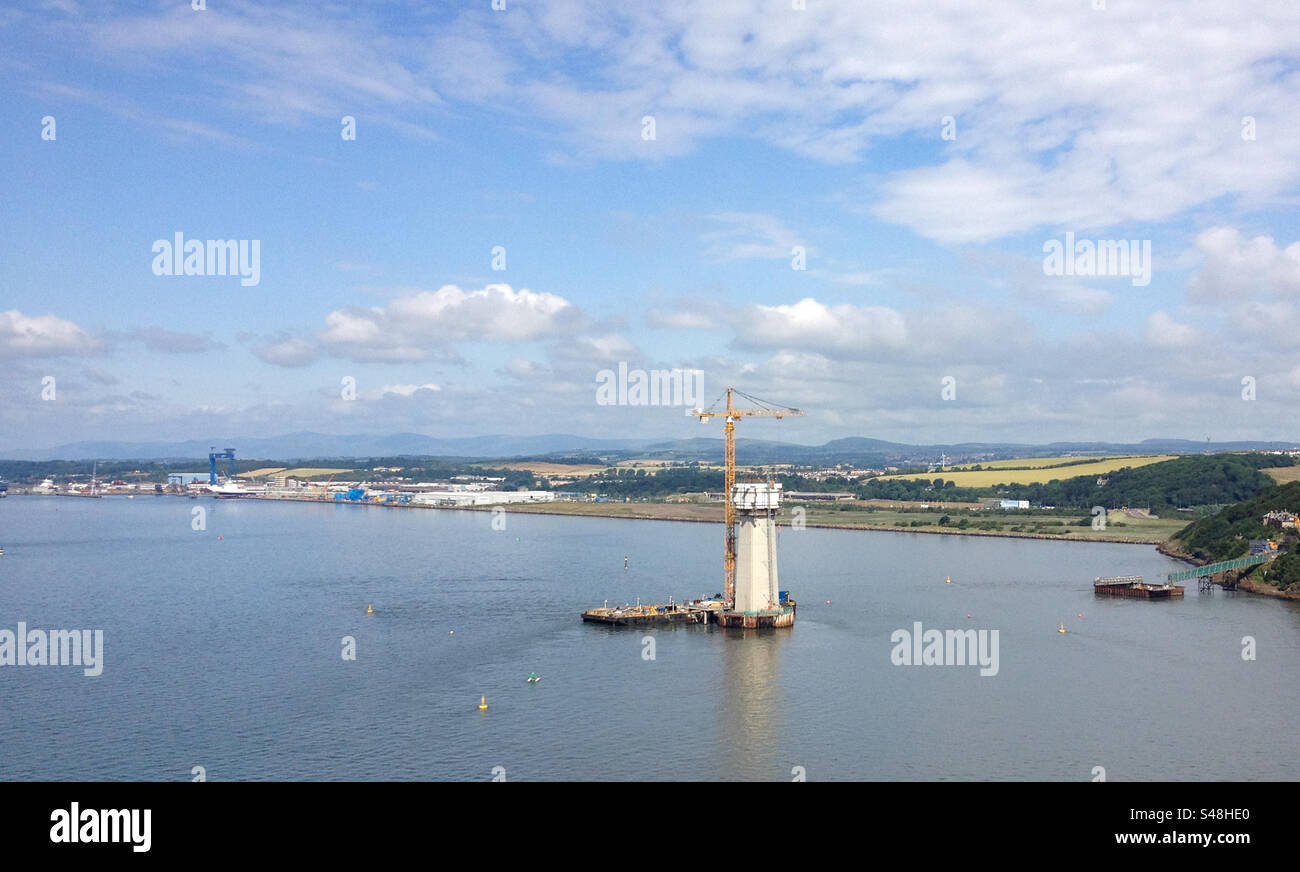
581 597 796 628
581 602 708 626
716 604 796 628
1094 576 1184 599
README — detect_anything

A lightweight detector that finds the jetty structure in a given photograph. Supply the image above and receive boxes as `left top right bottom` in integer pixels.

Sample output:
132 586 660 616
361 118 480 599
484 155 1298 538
582 387 804 629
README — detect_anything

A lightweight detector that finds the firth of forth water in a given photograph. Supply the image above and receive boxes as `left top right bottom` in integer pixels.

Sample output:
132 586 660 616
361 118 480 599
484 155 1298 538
2 497 1297 781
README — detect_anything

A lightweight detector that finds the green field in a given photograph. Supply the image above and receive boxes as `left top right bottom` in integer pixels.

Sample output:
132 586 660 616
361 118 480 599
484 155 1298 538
878 455 1176 487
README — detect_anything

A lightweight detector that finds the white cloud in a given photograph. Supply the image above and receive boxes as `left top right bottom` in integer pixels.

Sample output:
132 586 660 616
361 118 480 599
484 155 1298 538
735 298 907 355
559 333 638 363
1187 226 1300 303
47 2 1300 244
701 212 805 262
252 336 321 368
1145 311 1202 350
380 383 441 397
0 310 102 357
647 308 717 330
1229 301 1300 348
319 284 580 362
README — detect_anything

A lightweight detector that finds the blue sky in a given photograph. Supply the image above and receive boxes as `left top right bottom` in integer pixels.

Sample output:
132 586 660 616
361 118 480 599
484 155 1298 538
3 0 1300 451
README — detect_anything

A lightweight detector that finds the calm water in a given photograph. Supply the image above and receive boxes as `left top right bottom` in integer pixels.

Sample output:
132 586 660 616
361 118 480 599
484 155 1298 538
1 496 1297 781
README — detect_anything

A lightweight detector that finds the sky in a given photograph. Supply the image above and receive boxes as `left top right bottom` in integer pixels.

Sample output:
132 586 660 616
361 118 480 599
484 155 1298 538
3 0 1300 452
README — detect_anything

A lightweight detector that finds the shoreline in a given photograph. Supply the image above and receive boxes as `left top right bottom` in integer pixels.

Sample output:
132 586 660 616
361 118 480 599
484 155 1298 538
1155 538 1300 601
13 491 1298 599
6 491 1177 546
496 503 1175 545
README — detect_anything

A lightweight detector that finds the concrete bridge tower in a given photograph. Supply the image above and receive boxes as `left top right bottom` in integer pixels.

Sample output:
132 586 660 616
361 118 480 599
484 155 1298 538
732 482 782 615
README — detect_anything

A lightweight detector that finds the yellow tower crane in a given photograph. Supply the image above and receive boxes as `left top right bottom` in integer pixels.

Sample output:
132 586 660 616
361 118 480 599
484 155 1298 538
691 387 805 605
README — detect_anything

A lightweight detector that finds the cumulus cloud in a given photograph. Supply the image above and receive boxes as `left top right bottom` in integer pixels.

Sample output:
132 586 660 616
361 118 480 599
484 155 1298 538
252 335 321 368
501 358 550 380
1187 226 1300 303
379 383 441 397
0 310 102 357
733 298 907 356
320 284 580 362
1145 311 1202 350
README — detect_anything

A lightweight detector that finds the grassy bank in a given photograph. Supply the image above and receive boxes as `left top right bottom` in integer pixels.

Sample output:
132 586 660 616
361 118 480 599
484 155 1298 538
495 500 1186 544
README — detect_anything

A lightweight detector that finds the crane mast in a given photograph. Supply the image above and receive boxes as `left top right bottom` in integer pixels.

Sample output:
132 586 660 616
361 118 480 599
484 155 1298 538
692 387 805 605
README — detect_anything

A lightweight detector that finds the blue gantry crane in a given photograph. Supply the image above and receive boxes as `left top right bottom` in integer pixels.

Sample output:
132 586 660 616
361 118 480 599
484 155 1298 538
208 447 237 485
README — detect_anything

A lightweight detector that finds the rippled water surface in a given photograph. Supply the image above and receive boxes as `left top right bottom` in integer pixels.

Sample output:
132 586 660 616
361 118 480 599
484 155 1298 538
2 496 1296 781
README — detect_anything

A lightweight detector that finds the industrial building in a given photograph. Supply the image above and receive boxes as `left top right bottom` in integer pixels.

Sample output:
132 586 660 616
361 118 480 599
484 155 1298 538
410 490 556 507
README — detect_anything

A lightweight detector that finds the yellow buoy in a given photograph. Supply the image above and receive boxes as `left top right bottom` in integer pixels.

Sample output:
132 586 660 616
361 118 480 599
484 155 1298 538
366 604 374 615
1058 622 1066 634
945 576 952 584
478 695 488 711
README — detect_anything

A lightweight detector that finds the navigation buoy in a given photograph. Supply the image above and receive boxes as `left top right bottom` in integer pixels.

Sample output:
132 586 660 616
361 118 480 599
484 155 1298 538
966 614 972 619
449 630 454 635
527 673 541 684
478 695 488 711
945 576 952 584
1058 622 1067 634
825 600 831 605
1077 613 1083 619
366 604 374 615
217 535 224 541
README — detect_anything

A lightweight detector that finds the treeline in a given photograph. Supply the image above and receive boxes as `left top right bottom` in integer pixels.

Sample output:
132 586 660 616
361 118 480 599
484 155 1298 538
992 453 1291 509
584 466 725 497
859 453 1293 509
1174 480 1300 560
1174 480 1300 591
581 465 865 498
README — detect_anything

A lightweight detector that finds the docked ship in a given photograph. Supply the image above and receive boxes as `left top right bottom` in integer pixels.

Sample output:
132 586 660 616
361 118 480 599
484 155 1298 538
209 478 266 499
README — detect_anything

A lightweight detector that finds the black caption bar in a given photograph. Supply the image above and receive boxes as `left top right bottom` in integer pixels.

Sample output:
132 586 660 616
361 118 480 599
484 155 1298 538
0 782 1278 859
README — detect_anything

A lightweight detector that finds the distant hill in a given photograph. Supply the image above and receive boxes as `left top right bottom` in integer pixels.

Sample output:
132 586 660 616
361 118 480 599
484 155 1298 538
1 431 1296 464
0 432 658 462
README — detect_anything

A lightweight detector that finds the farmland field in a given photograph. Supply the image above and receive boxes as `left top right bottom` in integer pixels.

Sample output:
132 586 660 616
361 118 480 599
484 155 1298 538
279 467 355 479
876 455 1176 487
947 455 1108 470
239 467 287 478
487 462 608 477
238 466 353 479
1262 466 1300 484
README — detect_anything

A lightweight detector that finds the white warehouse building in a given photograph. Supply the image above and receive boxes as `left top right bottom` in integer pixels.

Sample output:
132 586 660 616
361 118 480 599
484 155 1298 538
410 490 556 507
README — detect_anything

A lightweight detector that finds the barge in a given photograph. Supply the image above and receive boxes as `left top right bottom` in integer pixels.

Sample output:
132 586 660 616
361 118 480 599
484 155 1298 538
1094 575 1184 599
581 600 708 626
582 594 796 627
